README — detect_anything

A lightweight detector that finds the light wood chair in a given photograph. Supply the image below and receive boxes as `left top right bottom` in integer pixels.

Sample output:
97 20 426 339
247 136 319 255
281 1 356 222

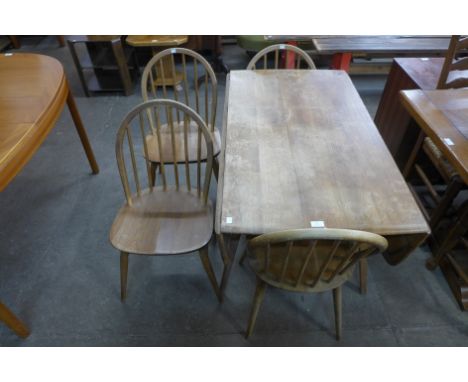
141 48 220 182
246 44 316 70
242 228 388 339
406 35 468 234
109 99 220 302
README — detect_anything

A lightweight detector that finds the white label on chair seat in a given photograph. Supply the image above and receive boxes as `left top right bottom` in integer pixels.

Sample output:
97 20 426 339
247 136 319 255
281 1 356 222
4 53 13 56
226 217 233 224
280 44 285 49
310 220 325 228
444 138 455 146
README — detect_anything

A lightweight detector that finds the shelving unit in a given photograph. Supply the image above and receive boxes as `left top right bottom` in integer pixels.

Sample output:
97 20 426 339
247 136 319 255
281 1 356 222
67 35 139 96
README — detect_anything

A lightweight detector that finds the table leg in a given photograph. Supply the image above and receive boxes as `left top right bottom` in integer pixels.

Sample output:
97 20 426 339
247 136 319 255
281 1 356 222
331 53 352 71
0 301 30 338
66 90 99 174
402 130 425 179
218 233 247 301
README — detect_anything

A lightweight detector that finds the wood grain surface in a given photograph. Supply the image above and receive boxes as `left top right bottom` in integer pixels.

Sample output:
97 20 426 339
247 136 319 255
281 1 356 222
217 70 429 242
400 89 468 185
0 52 98 191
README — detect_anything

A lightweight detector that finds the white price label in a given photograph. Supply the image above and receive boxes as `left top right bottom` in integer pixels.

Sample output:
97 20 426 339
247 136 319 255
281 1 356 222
310 220 325 228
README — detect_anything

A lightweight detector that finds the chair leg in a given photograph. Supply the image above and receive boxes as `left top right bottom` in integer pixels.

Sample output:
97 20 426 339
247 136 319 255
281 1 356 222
245 277 267 339
199 245 221 302
429 176 464 230
0 301 30 338
213 157 219 182
333 286 342 340
120 252 129 301
359 258 368 294
150 162 158 187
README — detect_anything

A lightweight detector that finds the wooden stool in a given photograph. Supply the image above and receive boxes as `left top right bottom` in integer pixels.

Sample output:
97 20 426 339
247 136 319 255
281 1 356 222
126 35 188 87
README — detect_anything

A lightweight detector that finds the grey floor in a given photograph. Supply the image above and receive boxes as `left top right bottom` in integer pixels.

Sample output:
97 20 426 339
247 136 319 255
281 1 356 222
1 36 467 346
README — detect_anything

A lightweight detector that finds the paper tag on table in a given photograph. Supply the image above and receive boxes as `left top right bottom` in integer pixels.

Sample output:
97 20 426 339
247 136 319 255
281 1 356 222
310 220 325 228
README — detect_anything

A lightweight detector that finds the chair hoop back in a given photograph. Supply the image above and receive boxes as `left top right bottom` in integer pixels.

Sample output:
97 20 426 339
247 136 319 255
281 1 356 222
141 47 218 132
248 228 388 291
247 44 316 70
116 99 213 206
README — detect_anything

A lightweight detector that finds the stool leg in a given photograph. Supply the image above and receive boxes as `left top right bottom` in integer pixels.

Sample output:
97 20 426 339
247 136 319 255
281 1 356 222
0 301 30 338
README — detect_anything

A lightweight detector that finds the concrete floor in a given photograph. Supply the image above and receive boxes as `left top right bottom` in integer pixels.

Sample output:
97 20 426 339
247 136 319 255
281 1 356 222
1 36 467 346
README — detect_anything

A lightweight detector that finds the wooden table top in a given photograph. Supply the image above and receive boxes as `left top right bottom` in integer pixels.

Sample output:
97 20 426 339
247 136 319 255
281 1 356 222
400 89 468 185
0 53 68 191
216 70 429 237
394 57 444 89
312 36 450 54
126 35 188 47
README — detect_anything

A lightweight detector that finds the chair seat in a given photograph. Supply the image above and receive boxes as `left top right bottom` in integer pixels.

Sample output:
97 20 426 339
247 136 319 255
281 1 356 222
249 243 358 293
110 187 213 255
145 122 221 163
423 137 458 181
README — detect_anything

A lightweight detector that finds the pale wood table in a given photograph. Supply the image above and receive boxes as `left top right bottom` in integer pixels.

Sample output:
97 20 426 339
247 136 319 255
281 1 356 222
216 70 430 294
0 52 99 337
400 89 468 309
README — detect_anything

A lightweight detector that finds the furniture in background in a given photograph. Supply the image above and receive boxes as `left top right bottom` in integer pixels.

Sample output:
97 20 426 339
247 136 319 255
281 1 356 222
185 36 229 75
246 44 316 70
109 99 220 303
7 35 65 48
242 228 388 339
126 35 188 87
374 57 445 169
400 88 468 309
311 36 451 71
0 52 99 337
67 35 139 96
437 35 468 89
400 37 468 231
140 48 220 181
428 201 468 309
215 70 430 304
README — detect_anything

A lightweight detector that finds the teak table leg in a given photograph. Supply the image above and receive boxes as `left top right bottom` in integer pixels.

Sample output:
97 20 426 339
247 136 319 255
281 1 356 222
0 301 30 338
66 90 100 174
